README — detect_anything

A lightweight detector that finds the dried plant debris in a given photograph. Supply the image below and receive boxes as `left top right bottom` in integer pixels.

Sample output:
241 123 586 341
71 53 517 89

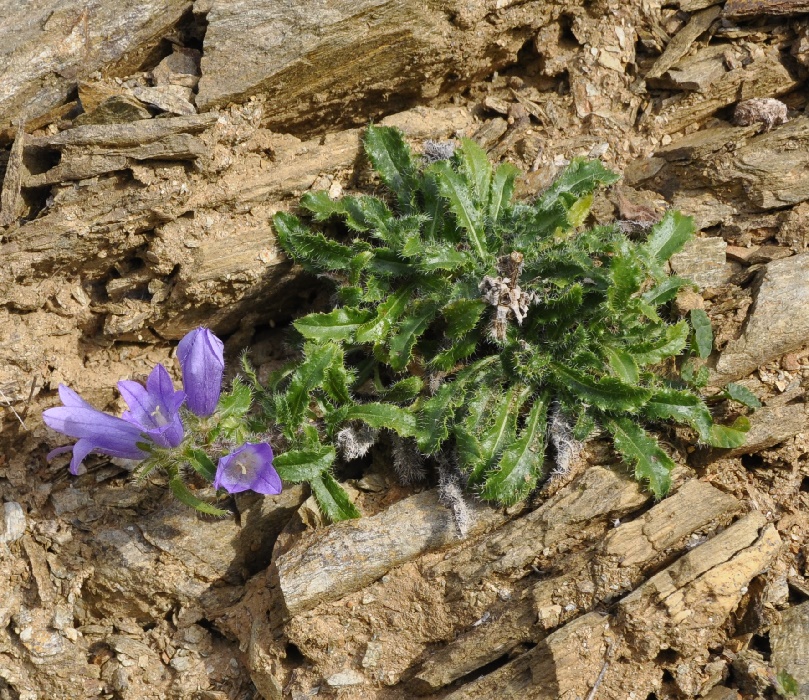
732 98 789 132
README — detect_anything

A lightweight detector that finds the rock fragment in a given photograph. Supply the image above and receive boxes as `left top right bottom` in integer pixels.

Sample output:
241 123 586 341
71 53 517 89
716 254 809 380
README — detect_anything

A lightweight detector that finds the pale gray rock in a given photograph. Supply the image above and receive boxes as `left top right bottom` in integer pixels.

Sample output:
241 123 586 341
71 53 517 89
670 237 731 289
326 670 365 687
716 254 809 381
0 501 26 543
275 489 508 617
770 601 809 699
0 0 192 128
132 86 196 116
196 0 551 130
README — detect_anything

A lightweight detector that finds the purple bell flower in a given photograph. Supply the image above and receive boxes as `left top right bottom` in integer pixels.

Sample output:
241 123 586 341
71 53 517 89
43 385 150 476
118 364 186 449
213 442 281 495
177 327 225 417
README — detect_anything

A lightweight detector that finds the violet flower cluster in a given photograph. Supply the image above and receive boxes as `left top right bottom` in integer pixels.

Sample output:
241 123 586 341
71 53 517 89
42 328 282 498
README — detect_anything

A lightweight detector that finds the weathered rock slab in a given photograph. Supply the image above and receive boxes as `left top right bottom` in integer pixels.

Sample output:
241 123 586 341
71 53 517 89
716 254 809 380
0 0 192 129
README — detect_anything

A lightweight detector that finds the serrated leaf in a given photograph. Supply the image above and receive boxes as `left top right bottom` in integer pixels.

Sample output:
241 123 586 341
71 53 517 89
603 346 639 384
608 253 643 312
273 212 354 272
467 384 529 483
274 447 335 483
443 299 487 338
170 476 230 516
723 382 762 409
537 158 619 211
642 276 693 306
630 321 690 366
322 358 351 405
531 284 584 326
381 376 424 403
344 403 417 436
417 243 471 272
566 192 593 228
299 190 346 221
285 343 341 429
607 417 675 498
429 160 489 261
645 210 694 265
363 125 419 213
429 332 480 371
690 308 713 359
388 300 440 371
552 363 650 412
311 472 361 522
453 385 494 475
681 360 710 388
457 138 493 206
481 393 548 503
488 161 519 222
341 195 395 234
355 283 416 344
644 389 713 442
185 448 217 482
294 307 375 342
217 379 252 420
707 415 749 448
416 357 497 452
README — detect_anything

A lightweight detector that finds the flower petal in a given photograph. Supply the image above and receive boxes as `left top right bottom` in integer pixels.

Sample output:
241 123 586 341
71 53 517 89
57 384 94 410
43 406 146 444
69 438 96 475
118 380 157 430
177 328 225 417
214 442 281 495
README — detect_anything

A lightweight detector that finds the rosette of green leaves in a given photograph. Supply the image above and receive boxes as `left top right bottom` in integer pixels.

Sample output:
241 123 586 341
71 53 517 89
265 125 752 519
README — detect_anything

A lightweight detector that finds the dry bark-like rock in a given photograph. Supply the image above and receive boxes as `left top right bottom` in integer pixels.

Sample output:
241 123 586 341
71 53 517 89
770 601 809 698
197 0 552 132
0 0 193 130
646 7 723 82
716 254 809 381
651 46 799 135
275 489 508 617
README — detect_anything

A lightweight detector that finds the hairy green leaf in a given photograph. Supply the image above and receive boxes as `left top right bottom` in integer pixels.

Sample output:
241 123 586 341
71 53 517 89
644 389 713 442
481 393 548 503
388 300 440 371
489 162 519 222
552 363 650 412
344 403 418 436
603 346 640 384
645 210 694 265
274 446 336 483
690 308 713 359
707 415 750 448
311 472 361 521
537 157 619 211
467 384 529 482
723 382 762 409
429 160 488 261
381 376 424 403
185 448 217 482
294 308 375 342
607 417 675 498
273 212 354 272
363 124 419 213
170 476 230 516
355 283 416 344
457 138 493 206
630 321 689 366
284 343 341 429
